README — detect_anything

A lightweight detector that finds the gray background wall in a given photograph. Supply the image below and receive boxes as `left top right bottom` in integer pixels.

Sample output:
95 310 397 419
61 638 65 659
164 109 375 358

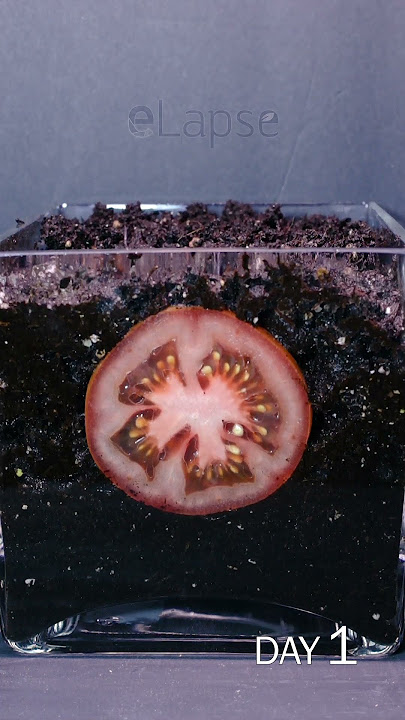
0 0 404 233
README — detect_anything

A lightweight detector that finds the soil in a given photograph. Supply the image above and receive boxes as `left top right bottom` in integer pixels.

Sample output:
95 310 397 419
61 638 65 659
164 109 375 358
39 201 401 251
0 202 404 648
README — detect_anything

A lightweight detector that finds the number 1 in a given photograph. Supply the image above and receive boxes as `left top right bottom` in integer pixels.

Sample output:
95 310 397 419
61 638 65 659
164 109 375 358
330 625 357 665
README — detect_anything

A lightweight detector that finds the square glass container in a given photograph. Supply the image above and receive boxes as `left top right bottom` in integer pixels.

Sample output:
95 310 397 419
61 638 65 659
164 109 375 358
0 202 404 657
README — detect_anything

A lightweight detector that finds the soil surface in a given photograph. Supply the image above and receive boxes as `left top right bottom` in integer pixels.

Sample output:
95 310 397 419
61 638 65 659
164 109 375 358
39 202 401 251
0 202 404 648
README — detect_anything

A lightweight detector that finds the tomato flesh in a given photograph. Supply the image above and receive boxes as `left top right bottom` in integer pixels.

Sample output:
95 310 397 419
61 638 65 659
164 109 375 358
85 307 312 515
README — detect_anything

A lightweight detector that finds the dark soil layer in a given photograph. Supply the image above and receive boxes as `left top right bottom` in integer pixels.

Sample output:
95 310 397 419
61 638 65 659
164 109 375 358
0 203 404 647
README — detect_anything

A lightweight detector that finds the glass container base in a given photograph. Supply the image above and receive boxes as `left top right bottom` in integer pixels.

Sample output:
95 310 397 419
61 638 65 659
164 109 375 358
4 599 402 658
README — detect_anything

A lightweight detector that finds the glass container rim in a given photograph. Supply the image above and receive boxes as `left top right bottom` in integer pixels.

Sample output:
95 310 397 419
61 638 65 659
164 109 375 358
0 200 404 258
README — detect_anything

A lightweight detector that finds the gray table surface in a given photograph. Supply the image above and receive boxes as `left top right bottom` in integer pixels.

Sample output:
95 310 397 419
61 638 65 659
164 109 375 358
1 638 404 720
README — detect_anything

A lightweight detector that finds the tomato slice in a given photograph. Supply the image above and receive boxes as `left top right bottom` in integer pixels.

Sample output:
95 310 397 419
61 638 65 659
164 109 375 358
85 307 312 515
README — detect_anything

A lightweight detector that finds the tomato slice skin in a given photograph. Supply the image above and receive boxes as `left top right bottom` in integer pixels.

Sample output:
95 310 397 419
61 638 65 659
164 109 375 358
85 306 312 515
